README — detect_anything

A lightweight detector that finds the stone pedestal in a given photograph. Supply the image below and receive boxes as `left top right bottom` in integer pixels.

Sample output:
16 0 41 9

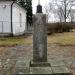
33 13 47 63
30 13 49 68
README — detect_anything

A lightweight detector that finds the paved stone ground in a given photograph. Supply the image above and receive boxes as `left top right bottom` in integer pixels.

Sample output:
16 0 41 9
0 44 75 75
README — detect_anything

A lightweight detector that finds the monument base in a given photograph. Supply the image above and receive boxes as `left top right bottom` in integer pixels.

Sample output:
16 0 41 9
12 59 71 75
30 67 52 75
30 67 71 75
30 66 70 75
30 60 51 67
29 60 70 75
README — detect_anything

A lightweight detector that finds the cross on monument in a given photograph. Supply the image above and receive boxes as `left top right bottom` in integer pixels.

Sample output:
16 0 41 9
38 0 40 4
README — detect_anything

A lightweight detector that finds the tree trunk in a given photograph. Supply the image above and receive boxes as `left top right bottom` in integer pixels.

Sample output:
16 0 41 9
64 0 66 22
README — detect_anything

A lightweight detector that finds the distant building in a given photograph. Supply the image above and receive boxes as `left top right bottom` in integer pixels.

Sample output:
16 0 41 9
0 0 27 36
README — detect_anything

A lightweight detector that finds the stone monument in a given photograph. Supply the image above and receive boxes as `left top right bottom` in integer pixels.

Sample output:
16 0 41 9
30 0 50 66
29 0 70 74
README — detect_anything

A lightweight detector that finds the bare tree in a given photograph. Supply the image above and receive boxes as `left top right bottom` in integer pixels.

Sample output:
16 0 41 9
44 3 54 23
54 0 75 22
56 7 64 22
44 5 50 23
44 0 75 22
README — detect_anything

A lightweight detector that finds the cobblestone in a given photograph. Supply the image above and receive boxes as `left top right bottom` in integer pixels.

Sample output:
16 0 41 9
0 44 75 75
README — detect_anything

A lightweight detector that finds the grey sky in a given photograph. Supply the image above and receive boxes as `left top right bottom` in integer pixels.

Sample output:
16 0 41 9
32 0 75 22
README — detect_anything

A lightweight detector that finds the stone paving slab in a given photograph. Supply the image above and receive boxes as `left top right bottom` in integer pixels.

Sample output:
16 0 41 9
30 67 52 74
0 69 11 75
52 66 70 75
49 60 66 67
12 68 30 75
15 61 26 69
0 63 13 75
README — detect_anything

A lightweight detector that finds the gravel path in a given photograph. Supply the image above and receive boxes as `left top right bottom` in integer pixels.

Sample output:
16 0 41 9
0 44 75 75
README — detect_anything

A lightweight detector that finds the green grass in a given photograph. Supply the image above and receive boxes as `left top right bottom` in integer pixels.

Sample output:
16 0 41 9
0 36 32 46
0 30 75 46
47 30 75 45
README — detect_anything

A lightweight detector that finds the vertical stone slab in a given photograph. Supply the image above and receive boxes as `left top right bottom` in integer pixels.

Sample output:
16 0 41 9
33 13 47 62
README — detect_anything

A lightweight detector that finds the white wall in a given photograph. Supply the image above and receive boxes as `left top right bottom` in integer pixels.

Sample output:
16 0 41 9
0 2 12 33
12 3 26 35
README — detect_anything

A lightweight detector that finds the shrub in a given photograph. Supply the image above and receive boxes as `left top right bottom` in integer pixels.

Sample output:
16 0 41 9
47 22 73 35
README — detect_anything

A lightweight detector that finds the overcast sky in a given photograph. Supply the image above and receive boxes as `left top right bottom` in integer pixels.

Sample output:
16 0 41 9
32 0 56 22
32 0 75 22
32 0 49 14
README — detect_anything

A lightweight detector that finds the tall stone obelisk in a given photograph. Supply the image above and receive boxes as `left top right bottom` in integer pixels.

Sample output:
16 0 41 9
32 0 48 64
33 15 47 62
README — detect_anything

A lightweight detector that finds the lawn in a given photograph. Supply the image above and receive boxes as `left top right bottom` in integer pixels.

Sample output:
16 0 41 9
0 30 75 46
0 36 32 46
47 29 75 45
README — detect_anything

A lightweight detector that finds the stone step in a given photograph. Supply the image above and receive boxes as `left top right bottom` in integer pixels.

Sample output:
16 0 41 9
30 61 51 67
12 66 71 75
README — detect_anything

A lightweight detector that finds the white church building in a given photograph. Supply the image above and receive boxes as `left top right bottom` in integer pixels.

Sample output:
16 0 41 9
0 0 27 36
